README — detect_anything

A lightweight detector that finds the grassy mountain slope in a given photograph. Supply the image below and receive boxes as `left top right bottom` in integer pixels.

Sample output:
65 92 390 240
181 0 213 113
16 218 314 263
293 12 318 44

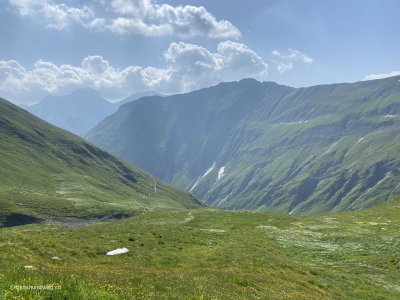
0 97 200 225
87 76 400 214
1 197 399 299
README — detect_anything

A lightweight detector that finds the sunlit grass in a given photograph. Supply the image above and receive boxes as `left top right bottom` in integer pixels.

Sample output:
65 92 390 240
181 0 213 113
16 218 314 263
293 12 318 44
1 198 400 299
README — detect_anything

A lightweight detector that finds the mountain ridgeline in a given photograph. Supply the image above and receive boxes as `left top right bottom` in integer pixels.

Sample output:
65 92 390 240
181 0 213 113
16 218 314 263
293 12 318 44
87 76 400 214
0 97 200 225
26 89 161 135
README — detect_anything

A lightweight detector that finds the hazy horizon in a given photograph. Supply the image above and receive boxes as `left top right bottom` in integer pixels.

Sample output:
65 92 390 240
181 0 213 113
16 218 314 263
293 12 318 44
1 0 399 104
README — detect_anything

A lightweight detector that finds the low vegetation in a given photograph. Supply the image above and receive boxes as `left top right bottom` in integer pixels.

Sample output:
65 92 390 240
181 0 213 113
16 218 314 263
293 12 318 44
0 97 200 225
1 197 399 299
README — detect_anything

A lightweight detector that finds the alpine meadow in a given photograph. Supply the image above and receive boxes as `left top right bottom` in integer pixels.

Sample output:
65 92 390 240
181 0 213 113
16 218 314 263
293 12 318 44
1 1 400 299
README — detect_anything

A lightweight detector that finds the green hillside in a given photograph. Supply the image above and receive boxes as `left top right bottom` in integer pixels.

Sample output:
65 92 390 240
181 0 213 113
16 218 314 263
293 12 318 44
0 97 200 226
87 76 400 214
1 197 400 299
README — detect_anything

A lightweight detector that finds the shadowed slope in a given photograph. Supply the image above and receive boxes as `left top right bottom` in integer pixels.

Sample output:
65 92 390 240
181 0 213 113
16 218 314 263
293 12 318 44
0 97 201 225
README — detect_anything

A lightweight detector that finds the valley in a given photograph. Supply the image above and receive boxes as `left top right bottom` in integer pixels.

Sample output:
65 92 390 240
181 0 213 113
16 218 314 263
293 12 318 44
1 74 400 300
1 1 400 299
0 97 200 226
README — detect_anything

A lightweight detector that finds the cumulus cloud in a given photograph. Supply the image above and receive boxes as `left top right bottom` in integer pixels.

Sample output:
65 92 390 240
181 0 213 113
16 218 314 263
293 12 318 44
218 41 268 77
8 0 95 30
364 71 400 81
272 48 313 73
164 41 267 92
0 41 268 104
7 0 241 39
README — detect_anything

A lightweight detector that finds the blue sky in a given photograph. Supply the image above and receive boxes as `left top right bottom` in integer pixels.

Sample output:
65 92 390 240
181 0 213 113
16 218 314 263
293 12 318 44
1 0 399 104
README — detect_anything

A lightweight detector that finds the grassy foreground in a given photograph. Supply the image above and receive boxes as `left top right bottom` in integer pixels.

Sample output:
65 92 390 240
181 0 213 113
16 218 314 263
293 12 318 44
1 198 400 299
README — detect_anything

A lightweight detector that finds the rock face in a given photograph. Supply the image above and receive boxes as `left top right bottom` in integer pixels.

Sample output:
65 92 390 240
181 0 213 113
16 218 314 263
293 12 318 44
87 76 400 214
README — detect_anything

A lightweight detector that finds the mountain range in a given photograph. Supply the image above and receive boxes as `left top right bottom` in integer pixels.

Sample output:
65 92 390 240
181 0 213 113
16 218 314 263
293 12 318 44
0 96 199 226
25 89 161 135
87 76 400 214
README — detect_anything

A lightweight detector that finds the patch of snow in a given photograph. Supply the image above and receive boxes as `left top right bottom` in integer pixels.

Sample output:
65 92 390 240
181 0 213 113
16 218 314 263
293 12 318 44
189 180 201 193
52 256 61 261
273 120 310 127
202 162 216 178
384 114 399 118
217 166 226 180
189 162 216 192
106 248 129 256
197 228 226 233
24 266 36 270
356 137 365 144
208 229 225 233
289 208 295 215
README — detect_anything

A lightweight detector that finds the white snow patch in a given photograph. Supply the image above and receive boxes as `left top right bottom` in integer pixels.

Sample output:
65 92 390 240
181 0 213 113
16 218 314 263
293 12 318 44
189 162 216 192
106 248 129 256
198 228 226 233
356 137 365 144
384 114 399 118
273 120 310 127
24 266 36 270
217 166 226 180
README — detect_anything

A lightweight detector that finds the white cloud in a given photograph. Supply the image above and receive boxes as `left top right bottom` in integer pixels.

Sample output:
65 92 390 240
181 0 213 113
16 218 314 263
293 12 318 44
363 71 400 81
218 41 268 77
0 41 268 104
8 0 94 30
272 48 313 73
7 0 241 39
164 41 267 92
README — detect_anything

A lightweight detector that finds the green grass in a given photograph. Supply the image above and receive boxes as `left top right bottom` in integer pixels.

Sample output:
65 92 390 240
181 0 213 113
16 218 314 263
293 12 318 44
1 197 399 299
0 97 201 224
87 76 400 214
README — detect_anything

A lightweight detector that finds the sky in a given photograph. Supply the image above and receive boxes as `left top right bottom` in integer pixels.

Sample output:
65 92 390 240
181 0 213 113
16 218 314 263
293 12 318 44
0 0 399 104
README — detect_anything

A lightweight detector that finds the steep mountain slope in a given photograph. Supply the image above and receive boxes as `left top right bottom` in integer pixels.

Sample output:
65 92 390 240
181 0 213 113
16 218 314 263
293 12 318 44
87 76 400 214
26 89 161 135
0 97 200 225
